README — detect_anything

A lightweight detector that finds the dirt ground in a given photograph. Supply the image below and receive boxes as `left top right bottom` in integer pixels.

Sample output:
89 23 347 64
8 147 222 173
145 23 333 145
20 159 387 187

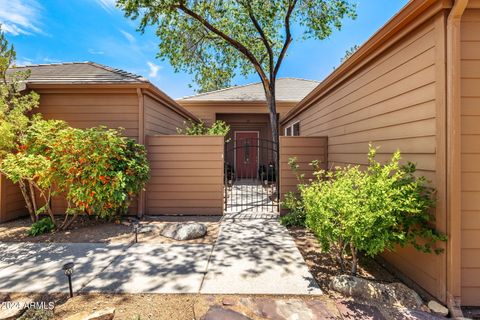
7 292 340 320
0 216 221 244
287 227 398 293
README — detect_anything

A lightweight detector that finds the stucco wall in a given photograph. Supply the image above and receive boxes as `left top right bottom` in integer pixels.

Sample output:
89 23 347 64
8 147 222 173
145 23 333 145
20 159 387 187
282 13 448 302
460 8 480 306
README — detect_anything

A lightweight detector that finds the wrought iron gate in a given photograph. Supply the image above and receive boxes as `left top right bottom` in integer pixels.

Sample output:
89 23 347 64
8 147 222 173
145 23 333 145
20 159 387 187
224 136 279 213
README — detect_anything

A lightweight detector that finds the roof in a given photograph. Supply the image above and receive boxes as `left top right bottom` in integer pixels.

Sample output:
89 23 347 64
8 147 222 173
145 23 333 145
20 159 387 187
8 62 200 122
8 62 147 84
281 0 452 124
178 78 320 102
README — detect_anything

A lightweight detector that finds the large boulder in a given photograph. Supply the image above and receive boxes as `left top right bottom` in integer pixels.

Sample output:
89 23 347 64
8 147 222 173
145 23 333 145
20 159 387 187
160 223 207 240
330 275 424 309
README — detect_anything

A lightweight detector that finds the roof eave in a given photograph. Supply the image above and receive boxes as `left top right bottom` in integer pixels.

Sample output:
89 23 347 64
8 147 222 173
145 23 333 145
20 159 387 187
280 0 453 125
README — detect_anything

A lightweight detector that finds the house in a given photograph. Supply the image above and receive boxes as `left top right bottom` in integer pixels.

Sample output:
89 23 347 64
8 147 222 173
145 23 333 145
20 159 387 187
177 78 318 181
281 0 480 308
0 62 198 222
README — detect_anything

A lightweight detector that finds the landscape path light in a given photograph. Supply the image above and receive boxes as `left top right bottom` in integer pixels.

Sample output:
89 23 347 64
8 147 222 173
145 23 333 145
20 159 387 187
62 262 75 298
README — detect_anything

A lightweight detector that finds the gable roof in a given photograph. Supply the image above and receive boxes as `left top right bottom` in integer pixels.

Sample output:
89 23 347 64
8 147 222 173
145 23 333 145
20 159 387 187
178 78 320 102
8 62 147 84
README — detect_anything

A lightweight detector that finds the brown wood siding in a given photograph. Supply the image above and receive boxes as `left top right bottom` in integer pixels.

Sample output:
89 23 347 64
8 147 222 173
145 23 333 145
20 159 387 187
1 89 141 221
460 9 480 306
144 94 188 135
145 136 224 215
279 136 328 205
38 90 139 139
282 15 448 302
0 176 27 223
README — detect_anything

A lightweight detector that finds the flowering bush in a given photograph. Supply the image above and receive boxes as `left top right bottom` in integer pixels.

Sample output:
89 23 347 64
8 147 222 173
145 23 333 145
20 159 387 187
1 119 149 230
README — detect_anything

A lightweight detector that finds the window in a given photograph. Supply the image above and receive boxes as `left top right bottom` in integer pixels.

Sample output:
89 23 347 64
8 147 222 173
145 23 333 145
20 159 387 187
285 126 292 136
284 122 300 136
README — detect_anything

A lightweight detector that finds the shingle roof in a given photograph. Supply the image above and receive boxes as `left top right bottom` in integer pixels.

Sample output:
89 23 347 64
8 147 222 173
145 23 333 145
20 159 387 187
8 62 147 84
178 78 320 102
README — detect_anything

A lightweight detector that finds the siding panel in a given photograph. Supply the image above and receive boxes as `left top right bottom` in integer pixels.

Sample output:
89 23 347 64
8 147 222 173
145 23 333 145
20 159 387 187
281 16 447 302
461 9 480 305
146 135 224 215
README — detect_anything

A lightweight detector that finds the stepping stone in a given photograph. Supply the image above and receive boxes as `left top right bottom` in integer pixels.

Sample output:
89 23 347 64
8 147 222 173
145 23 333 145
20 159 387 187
201 306 251 320
335 300 385 320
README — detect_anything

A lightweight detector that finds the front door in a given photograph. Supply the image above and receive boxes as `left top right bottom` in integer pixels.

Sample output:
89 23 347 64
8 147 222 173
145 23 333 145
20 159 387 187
235 132 258 179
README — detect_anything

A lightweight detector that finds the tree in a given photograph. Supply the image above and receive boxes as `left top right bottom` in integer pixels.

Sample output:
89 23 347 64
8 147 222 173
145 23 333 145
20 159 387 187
0 26 41 221
117 0 357 166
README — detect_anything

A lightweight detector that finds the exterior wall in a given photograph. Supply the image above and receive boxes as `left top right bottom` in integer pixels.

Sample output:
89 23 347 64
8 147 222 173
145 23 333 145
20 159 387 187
143 93 188 135
38 88 140 139
282 13 448 302
279 136 328 203
178 101 295 125
145 135 224 215
460 8 480 306
0 176 27 223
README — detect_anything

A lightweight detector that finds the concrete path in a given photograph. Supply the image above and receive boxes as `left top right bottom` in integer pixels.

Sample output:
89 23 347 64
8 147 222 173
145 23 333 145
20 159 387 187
0 216 320 295
201 217 322 295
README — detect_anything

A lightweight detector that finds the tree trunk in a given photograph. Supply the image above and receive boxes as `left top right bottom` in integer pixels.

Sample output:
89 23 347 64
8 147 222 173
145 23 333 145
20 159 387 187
264 82 279 178
350 243 358 276
18 180 36 222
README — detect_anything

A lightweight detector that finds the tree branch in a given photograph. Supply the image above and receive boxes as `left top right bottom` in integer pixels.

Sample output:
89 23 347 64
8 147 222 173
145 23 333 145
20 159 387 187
243 1 274 79
176 3 269 85
273 0 297 79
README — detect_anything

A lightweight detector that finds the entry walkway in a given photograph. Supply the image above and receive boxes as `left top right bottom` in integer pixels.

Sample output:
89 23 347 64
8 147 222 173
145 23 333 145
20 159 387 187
0 216 320 295
225 179 279 213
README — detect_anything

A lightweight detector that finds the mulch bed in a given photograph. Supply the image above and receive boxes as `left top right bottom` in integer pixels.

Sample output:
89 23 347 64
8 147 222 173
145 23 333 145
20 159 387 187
287 227 398 293
0 216 221 245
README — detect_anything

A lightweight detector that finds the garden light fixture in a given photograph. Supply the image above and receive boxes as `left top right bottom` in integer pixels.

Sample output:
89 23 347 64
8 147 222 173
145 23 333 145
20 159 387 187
62 262 75 298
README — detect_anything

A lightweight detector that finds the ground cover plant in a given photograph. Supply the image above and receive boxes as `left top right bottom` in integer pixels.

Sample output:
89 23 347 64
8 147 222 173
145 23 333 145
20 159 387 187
282 146 447 275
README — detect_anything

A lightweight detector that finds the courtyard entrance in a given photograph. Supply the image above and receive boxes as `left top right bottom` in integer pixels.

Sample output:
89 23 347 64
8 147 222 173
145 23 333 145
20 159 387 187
224 135 279 213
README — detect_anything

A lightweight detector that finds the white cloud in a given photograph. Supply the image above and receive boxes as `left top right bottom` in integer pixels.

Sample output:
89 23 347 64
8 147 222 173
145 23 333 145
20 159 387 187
0 0 44 36
95 0 117 12
120 29 136 43
147 62 161 78
88 48 105 55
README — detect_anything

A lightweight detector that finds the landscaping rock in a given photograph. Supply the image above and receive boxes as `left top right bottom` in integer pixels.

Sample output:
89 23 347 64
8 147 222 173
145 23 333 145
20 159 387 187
201 306 251 320
222 298 236 306
137 225 155 233
0 294 9 303
330 275 423 309
160 223 207 240
427 301 449 317
64 311 91 320
0 298 33 320
86 307 115 320
64 308 115 320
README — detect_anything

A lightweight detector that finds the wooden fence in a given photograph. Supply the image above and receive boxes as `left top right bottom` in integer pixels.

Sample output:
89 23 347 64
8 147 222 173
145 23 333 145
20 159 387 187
145 135 224 215
279 136 328 204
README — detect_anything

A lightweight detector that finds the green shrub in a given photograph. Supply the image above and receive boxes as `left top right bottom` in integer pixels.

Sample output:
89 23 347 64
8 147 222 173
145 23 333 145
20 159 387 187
280 192 306 227
28 217 55 236
298 146 446 275
177 119 230 136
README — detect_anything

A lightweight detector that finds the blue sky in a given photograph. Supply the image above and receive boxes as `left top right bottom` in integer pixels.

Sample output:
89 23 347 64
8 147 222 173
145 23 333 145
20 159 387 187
1 0 408 99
